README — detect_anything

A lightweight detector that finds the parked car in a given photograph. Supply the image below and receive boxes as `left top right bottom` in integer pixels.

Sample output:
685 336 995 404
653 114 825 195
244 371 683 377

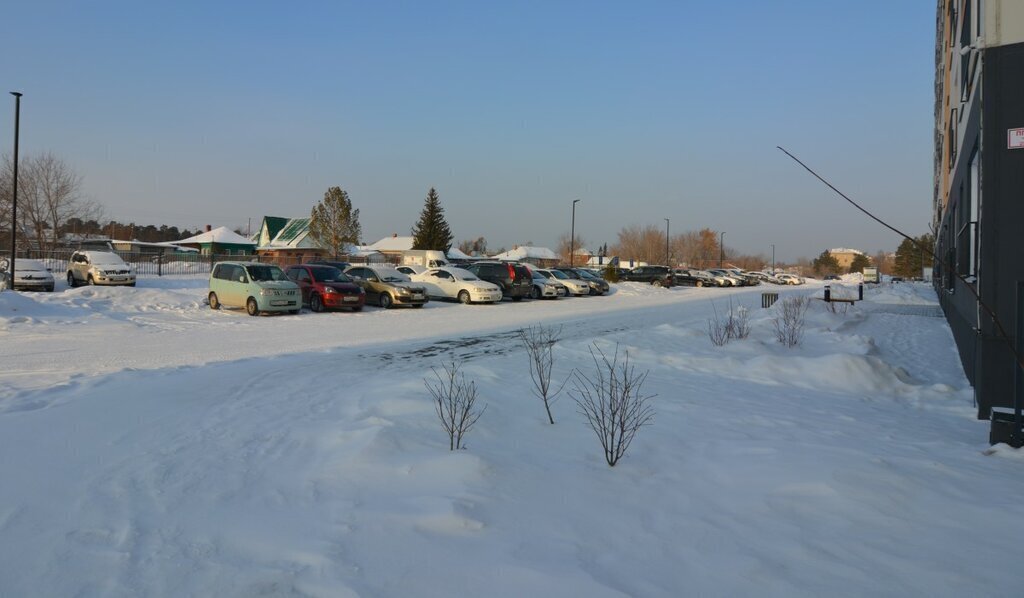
777 273 805 285
209 261 300 316
0 258 55 292
345 265 428 308
621 265 674 287
66 250 136 287
410 267 502 304
395 265 427 277
672 269 716 287
535 268 590 296
309 260 351 271
529 268 565 299
823 274 840 281
558 268 610 295
284 264 365 312
462 261 532 301
707 269 745 287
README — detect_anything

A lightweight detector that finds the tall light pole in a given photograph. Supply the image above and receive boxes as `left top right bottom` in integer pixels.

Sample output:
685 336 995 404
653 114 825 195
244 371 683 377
569 199 580 267
719 231 725 268
7 92 22 291
664 218 670 266
771 244 775 273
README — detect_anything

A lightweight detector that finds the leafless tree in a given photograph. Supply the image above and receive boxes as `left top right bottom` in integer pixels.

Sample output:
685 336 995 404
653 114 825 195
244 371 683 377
1 153 101 252
519 324 569 424
773 296 810 347
612 224 665 265
707 302 731 347
556 232 587 265
571 344 655 467
426 361 485 450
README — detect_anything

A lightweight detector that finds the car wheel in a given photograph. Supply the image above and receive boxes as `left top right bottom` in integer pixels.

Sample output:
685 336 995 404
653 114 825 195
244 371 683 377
652 279 663 288
458 290 471 304
209 292 220 310
87 274 95 286
246 297 260 316
379 293 393 309
530 286 540 300
66 272 76 287
311 294 323 313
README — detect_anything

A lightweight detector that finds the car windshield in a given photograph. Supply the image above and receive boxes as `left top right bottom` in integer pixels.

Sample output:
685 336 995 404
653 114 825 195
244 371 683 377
376 269 410 282
578 270 599 280
15 260 46 272
311 267 351 283
90 253 125 265
246 264 287 282
547 270 569 280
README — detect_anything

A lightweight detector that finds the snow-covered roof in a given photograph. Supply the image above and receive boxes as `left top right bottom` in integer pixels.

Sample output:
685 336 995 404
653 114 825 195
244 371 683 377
491 246 559 261
368 236 414 252
178 227 256 246
828 247 865 256
446 247 474 260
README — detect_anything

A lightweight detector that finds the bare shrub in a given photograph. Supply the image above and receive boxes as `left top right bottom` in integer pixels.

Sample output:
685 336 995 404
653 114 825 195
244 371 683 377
707 299 750 346
825 300 849 315
426 361 485 450
571 344 655 467
773 296 810 347
519 324 569 424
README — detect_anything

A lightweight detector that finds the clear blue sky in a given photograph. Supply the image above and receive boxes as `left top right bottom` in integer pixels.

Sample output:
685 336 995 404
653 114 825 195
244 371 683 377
1 1 936 261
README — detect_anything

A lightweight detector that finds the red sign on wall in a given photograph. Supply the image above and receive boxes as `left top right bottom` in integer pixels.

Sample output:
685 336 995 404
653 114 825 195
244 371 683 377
1009 128 1024 150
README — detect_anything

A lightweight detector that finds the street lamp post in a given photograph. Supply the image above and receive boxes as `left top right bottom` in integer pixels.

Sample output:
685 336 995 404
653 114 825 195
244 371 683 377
664 218 670 266
771 244 775 273
570 199 580 267
7 92 22 291
719 231 725 268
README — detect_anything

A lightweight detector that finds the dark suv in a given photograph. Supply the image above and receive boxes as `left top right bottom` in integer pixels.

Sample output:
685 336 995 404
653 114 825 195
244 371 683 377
464 261 532 301
621 265 674 287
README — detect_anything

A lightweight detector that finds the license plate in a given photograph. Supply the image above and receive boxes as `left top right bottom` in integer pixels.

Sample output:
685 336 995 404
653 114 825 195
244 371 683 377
343 296 358 302
412 294 423 299
270 300 289 306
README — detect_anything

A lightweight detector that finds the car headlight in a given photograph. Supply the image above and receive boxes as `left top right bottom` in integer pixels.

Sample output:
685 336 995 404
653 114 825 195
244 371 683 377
323 286 337 294
259 288 278 296
397 287 411 295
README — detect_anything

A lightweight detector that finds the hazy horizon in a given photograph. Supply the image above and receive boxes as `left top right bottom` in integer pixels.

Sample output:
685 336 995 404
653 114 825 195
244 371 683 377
1 1 935 262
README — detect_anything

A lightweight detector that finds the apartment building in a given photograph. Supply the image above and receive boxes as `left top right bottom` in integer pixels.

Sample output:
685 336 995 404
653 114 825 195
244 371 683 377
933 0 1024 420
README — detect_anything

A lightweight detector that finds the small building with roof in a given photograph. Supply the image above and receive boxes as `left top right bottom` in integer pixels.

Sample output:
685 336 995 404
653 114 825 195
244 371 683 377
490 245 560 268
177 226 256 256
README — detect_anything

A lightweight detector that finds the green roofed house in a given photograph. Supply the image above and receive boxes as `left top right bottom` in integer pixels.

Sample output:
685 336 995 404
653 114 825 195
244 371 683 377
254 215 385 265
177 226 256 256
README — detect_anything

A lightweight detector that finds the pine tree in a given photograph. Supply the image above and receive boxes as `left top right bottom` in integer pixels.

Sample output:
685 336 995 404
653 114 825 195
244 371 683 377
309 186 362 258
411 187 453 251
848 253 871 274
812 250 840 275
894 234 934 278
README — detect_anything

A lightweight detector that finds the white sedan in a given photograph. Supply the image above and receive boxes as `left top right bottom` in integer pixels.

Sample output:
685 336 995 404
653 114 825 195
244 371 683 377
1 258 55 292
535 268 590 296
411 267 503 304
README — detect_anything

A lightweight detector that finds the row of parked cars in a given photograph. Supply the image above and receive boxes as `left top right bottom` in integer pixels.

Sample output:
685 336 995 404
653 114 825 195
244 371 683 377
0 251 139 292
206 260 614 316
617 265 805 288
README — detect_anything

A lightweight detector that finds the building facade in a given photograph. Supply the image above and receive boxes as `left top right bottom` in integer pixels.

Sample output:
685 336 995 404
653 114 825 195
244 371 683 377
933 0 1024 419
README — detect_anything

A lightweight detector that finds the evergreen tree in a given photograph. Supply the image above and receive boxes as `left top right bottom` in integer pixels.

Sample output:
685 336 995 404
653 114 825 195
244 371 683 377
894 234 934 278
812 250 840 275
848 253 871 274
309 186 362 258
411 187 453 251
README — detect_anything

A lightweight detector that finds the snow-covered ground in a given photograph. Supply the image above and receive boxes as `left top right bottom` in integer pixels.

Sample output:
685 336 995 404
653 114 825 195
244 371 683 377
1 279 1020 597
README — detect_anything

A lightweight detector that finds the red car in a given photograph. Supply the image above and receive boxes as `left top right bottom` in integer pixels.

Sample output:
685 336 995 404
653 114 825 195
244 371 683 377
284 264 365 312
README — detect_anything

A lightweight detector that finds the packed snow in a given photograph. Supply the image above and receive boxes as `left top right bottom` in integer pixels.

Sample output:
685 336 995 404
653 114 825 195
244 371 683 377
0 277 1020 597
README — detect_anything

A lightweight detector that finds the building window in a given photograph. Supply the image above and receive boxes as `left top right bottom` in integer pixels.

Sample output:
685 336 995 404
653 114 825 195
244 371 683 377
968 146 979 277
948 108 958 169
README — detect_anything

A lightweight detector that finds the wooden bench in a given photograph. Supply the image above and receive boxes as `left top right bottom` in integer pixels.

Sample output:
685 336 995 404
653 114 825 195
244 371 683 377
825 297 856 305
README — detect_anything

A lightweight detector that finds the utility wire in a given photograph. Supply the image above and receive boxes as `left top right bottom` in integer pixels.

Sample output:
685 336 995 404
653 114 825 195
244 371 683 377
776 146 1024 375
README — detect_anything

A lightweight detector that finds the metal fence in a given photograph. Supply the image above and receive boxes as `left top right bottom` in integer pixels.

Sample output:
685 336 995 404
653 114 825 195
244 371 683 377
0 249 380 278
